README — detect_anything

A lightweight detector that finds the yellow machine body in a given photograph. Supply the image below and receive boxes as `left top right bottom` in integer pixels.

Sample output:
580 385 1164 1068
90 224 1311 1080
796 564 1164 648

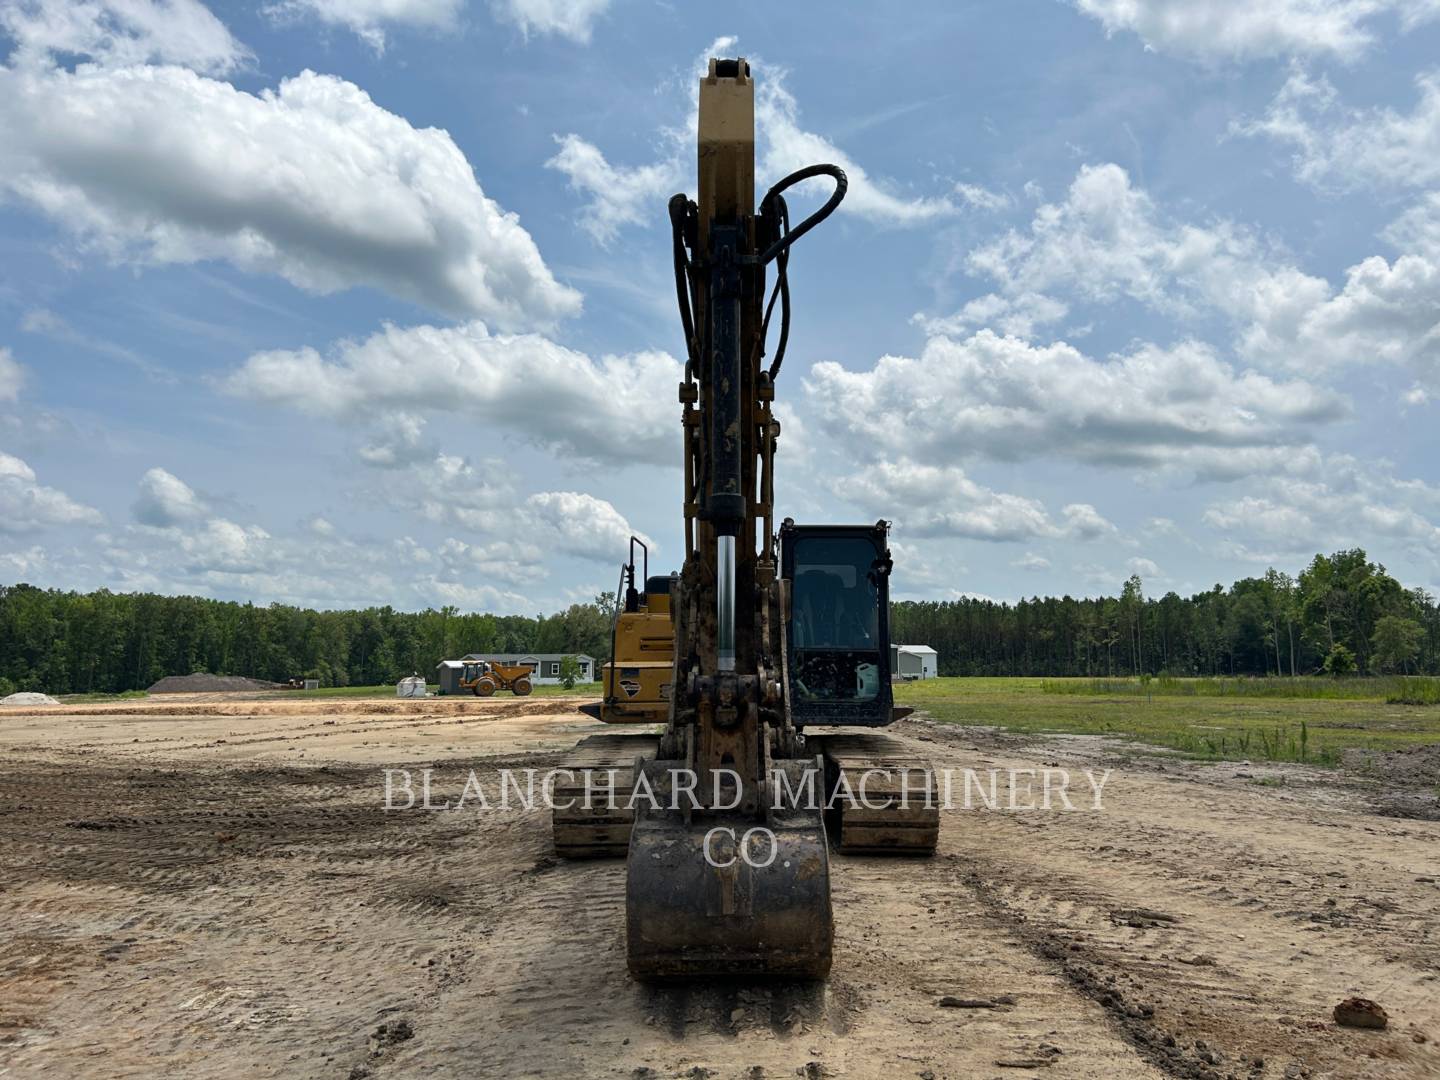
600 590 673 723
459 660 533 697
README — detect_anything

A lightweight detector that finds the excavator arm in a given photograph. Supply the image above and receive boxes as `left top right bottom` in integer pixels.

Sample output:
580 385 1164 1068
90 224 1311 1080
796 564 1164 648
624 58 849 980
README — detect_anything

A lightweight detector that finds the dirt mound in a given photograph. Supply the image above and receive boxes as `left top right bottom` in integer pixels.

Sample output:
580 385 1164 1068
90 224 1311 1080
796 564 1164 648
1345 743 1440 820
1 691 60 706
1345 742 1440 786
147 673 282 694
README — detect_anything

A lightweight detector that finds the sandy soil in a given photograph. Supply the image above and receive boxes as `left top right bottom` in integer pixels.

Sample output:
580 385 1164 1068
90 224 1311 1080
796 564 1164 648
1 693 1436 1079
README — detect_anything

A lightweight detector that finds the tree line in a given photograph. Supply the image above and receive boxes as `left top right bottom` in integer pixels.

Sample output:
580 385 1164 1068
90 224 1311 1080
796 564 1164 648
890 549 1439 678
0 586 614 696
2 548 1435 696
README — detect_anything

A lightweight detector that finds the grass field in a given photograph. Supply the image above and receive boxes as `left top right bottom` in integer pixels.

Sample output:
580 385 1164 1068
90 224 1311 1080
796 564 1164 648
57 690 149 704
894 676 1440 765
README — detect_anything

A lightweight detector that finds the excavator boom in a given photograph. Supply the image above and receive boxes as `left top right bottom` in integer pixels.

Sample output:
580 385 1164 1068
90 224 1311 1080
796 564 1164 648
623 58 848 981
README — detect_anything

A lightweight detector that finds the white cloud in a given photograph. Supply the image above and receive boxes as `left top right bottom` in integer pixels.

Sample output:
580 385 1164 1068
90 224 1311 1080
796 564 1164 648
524 490 648 561
0 348 24 402
1386 192 1440 260
546 134 682 245
1064 502 1119 539
842 459 1116 544
964 163 1307 326
756 70 957 225
357 412 434 469
0 64 580 330
409 452 516 529
1202 454 1440 555
954 182 1012 212
490 0 611 42
435 536 543 588
176 516 273 573
0 0 249 74
887 538 967 596
1203 495 1315 540
132 466 207 526
1012 552 1051 571
916 291 1070 340
1237 66 1440 191
226 320 680 467
365 445 646 563
1126 556 1161 578
263 0 463 51
804 331 1343 475
956 162 1440 386
0 449 103 532
1144 516 1181 536
1241 253 1440 383
107 463 633 609
1070 0 1438 63
0 543 49 577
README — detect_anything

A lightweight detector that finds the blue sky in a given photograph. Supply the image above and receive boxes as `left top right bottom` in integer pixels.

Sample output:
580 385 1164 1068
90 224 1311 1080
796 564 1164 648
3 0 1440 613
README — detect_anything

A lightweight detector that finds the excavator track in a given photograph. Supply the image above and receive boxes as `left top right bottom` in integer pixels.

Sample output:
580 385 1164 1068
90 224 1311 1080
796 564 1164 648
811 733 939 855
551 733 660 858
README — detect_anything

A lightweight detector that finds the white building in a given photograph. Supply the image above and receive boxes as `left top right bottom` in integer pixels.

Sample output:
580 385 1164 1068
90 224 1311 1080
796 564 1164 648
891 644 938 680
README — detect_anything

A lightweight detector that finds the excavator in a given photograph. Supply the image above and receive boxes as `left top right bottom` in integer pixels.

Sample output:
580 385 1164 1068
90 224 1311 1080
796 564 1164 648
552 57 937 979
586 537 675 726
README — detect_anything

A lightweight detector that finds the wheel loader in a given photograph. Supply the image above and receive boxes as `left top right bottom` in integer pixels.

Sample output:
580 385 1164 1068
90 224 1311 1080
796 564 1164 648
552 57 937 980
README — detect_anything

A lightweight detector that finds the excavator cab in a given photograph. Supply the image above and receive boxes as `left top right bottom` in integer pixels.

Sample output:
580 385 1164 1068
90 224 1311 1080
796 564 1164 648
781 520 895 728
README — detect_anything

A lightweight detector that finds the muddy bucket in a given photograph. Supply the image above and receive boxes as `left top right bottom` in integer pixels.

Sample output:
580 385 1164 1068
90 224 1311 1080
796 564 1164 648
625 759 833 980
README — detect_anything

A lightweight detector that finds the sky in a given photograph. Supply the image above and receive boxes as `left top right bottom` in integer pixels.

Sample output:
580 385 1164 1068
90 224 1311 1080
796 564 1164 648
3 0 1440 614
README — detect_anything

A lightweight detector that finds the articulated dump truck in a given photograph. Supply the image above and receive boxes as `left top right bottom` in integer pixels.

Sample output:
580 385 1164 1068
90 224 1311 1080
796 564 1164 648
551 57 938 981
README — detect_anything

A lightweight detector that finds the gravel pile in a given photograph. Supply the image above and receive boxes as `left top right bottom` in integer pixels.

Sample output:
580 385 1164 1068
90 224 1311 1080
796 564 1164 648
1 691 61 706
147 673 282 694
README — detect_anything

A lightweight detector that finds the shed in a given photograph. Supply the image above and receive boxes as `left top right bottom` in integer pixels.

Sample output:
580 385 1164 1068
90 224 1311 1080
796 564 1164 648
891 644 938 680
435 659 466 695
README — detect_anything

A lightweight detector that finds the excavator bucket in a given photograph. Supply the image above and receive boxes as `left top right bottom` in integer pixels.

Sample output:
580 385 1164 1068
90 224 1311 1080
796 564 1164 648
626 760 832 980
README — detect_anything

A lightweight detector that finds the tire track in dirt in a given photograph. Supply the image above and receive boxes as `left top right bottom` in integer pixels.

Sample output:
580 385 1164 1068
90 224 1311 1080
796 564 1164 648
904 719 1440 1080
379 788 1162 1079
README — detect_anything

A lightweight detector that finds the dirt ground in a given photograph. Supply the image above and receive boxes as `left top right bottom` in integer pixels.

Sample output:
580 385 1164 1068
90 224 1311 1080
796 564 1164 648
1 693 1437 1079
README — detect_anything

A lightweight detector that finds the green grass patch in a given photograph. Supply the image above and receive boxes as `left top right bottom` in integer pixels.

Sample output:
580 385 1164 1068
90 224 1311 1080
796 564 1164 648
895 676 1440 766
1041 675 1398 700
1387 677 1440 705
58 689 149 704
